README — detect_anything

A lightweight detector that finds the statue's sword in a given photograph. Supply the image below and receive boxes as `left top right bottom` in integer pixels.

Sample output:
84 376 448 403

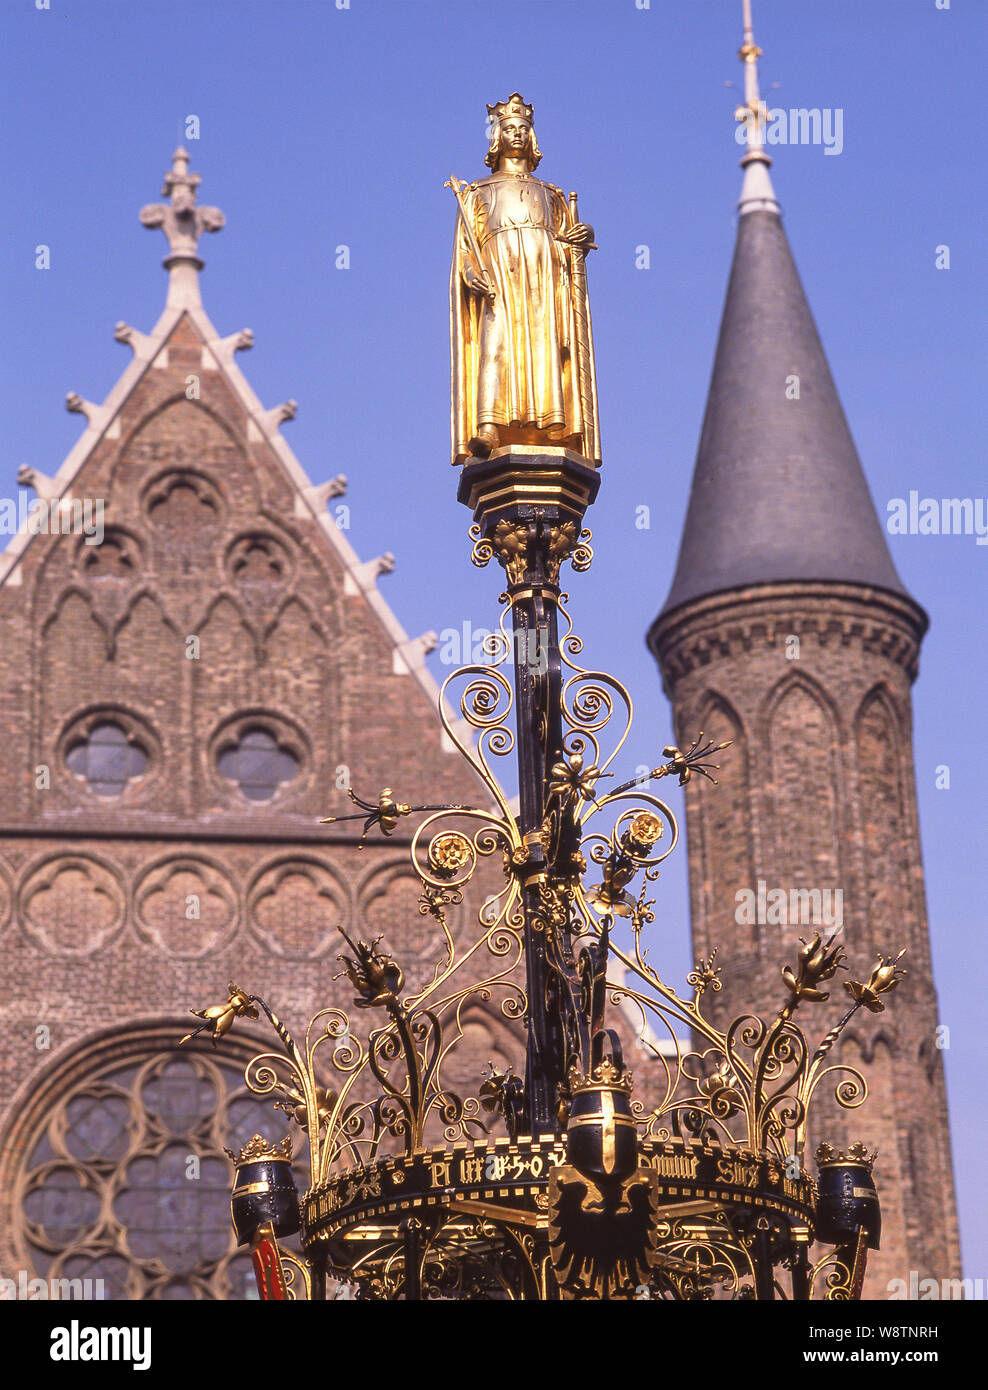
567 190 598 462
445 176 496 302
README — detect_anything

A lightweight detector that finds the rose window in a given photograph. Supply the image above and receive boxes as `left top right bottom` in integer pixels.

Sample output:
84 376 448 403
16 1050 294 1300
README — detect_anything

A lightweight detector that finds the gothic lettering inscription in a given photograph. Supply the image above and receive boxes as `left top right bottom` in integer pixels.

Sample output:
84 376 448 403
641 1152 700 1180
429 1159 452 1189
716 1157 759 1189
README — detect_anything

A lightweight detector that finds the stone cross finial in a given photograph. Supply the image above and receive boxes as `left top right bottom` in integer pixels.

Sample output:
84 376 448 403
140 147 225 307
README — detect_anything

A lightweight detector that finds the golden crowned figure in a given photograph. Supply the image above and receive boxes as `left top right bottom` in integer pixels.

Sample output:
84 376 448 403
448 94 600 466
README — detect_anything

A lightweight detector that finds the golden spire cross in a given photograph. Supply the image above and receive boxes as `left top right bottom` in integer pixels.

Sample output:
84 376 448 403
735 0 766 146
733 0 780 215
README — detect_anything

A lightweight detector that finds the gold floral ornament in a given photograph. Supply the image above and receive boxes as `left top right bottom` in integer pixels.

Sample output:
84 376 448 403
586 810 668 921
320 786 413 842
651 734 733 787
547 751 607 806
489 518 529 587
605 733 733 800
622 811 663 856
536 880 572 933
274 1084 337 1134
418 882 463 925
321 787 471 846
631 873 657 936
479 1062 525 1138
334 929 405 1009
687 948 723 997
179 982 258 1046
781 932 846 1005
371 789 411 835
697 1060 744 1119
586 853 637 917
658 744 693 785
428 831 473 879
844 949 907 1013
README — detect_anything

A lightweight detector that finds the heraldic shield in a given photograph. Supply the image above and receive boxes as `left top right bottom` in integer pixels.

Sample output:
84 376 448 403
549 1031 661 1299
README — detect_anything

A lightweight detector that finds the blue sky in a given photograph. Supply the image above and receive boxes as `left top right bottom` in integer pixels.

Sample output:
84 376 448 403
3 0 985 1278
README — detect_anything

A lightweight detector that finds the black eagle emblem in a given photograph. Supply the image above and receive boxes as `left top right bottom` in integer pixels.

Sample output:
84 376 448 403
548 1165 660 1299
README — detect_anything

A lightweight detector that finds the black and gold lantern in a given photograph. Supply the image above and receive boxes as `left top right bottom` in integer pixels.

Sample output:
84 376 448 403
566 1035 638 1185
228 1134 301 1247
814 1142 881 1250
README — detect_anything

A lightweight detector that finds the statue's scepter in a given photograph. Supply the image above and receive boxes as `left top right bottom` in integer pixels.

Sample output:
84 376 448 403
566 191 598 463
445 176 496 302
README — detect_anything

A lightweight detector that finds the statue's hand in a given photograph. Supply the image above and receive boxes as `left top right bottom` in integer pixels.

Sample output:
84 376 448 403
560 222 596 252
463 264 494 297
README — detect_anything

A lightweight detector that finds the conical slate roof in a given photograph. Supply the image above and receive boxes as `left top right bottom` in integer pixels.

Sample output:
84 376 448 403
658 192 908 619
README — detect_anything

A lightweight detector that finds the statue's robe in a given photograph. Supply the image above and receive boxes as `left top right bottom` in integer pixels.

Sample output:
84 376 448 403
450 171 598 465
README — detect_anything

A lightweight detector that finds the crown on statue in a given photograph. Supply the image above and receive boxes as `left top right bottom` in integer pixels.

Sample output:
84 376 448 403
814 1140 877 1172
226 1133 293 1167
487 93 534 126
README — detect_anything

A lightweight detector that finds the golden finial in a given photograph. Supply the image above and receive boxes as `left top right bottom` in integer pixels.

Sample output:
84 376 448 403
734 0 766 138
733 0 781 215
844 949 908 1013
781 932 847 1004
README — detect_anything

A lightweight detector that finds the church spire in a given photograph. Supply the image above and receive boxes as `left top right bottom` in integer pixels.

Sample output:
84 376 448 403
735 0 779 215
653 2 910 619
139 147 225 310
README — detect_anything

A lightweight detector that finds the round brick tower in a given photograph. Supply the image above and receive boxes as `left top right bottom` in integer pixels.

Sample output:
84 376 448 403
648 13 960 1294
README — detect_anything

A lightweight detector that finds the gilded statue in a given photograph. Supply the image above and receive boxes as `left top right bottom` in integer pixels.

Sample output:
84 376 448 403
448 94 599 466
